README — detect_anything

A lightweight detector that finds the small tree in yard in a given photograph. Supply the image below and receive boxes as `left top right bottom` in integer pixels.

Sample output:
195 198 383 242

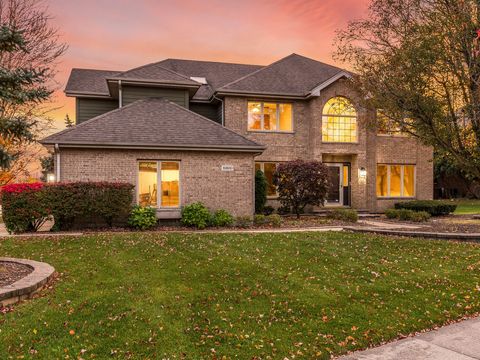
255 169 267 214
273 160 329 218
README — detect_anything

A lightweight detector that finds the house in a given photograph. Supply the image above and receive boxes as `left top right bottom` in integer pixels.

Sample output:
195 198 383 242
41 54 433 217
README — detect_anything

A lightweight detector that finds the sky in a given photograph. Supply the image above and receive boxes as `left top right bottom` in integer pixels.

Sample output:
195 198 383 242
47 0 370 131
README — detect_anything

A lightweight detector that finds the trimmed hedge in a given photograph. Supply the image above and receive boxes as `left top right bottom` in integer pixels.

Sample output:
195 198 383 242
1 182 134 233
394 200 456 216
385 208 431 222
326 209 359 223
1 183 50 233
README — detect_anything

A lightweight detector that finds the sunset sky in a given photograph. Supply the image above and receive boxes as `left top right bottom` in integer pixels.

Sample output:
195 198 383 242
47 0 369 131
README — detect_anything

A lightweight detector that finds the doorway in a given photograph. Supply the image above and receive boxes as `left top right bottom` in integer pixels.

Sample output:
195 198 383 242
325 163 350 207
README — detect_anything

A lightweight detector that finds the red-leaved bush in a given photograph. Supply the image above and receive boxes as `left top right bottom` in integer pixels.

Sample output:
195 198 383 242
273 160 329 218
1 182 134 233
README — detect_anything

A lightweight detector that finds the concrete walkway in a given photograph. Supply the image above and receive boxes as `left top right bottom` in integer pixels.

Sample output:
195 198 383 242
341 317 480 359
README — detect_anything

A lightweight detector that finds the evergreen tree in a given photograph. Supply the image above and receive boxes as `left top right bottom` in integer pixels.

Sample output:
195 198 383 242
64 114 74 128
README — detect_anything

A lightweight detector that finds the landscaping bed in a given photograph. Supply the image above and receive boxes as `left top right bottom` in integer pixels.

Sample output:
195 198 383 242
377 214 480 234
0 261 33 287
1 231 480 358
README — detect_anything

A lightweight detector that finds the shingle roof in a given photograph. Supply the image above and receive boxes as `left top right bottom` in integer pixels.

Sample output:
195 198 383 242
108 62 200 86
65 69 120 95
157 59 262 100
41 98 264 151
218 54 346 96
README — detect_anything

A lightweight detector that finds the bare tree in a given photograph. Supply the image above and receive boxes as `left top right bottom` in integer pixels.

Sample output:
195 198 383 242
0 0 66 184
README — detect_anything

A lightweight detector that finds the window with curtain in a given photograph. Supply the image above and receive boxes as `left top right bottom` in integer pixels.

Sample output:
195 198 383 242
376 164 415 198
248 102 292 132
322 97 357 142
138 161 180 207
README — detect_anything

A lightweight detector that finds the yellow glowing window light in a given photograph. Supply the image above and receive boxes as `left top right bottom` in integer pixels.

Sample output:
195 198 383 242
322 97 357 143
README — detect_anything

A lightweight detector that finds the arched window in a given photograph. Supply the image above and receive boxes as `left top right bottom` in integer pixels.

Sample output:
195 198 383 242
322 97 357 143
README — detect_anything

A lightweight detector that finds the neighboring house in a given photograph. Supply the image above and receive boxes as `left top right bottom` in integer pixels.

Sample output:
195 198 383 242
41 54 433 217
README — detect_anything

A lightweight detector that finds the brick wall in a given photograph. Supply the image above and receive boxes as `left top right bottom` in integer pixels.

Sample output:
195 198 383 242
223 78 433 212
57 148 255 217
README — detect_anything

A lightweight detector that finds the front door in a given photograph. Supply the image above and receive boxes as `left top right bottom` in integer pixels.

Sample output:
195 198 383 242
326 165 342 205
326 163 350 206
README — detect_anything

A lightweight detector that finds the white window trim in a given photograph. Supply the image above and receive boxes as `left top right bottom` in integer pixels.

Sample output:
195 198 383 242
256 162 279 198
137 160 181 208
248 101 294 133
377 164 416 198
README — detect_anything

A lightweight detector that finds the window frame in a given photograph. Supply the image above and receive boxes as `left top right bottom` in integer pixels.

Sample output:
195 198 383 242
255 161 279 198
376 164 416 198
247 101 294 133
137 160 181 208
321 96 359 144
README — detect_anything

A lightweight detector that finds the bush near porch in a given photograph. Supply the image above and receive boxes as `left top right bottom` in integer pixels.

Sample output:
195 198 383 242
1 182 134 233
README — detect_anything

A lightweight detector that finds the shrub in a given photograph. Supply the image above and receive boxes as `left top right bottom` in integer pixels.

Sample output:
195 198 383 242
128 206 157 230
277 205 291 215
255 169 267 214
211 209 235 227
254 214 266 225
326 208 358 222
181 202 211 229
262 205 274 216
1 182 134 233
273 160 329 218
385 208 431 222
236 215 252 228
1 183 50 234
394 200 456 216
47 182 134 231
266 214 282 227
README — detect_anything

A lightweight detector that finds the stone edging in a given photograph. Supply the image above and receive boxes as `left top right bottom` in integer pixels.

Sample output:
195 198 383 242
0 257 55 307
346 227 480 242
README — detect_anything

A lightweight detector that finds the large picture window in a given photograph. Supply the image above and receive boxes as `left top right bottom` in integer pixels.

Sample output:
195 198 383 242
376 164 415 198
138 161 180 207
322 97 357 143
255 162 278 197
248 102 292 132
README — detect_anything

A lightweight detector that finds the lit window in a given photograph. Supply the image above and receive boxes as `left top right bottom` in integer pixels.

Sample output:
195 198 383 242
322 97 357 142
255 162 278 197
138 162 158 207
248 102 292 132
138 161 180 207
376 164 415 197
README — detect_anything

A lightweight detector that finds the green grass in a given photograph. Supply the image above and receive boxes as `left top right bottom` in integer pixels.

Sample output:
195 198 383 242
453 199 480 215
1 232 480 359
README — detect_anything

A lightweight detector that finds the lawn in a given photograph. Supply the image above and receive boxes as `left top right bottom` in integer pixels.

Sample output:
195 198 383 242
453 199 480 215
1 232 480 359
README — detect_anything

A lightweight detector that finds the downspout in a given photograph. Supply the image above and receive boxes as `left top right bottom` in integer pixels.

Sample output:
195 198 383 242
212 94 224 126
118 80 123 108
55 144 60 182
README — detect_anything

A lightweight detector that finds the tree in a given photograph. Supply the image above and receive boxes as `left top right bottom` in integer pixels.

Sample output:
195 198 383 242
64 114 73 128
254 169 267 214
273 160 329 218
335 0 480 181
0 0 67 174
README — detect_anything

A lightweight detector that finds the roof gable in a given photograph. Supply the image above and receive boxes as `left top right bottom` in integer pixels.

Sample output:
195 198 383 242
218 54 346 97
41 98 264 151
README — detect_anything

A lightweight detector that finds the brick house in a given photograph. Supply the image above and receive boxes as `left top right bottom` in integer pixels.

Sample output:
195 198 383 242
41 54 433 217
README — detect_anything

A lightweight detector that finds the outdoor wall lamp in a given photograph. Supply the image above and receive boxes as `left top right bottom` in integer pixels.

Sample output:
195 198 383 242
359 167 367 178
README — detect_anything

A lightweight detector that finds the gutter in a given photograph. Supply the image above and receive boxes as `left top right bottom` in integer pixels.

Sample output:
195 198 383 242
48 143 266 153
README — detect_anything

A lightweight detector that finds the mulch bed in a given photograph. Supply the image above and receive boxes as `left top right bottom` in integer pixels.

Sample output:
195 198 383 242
0 261 33 287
